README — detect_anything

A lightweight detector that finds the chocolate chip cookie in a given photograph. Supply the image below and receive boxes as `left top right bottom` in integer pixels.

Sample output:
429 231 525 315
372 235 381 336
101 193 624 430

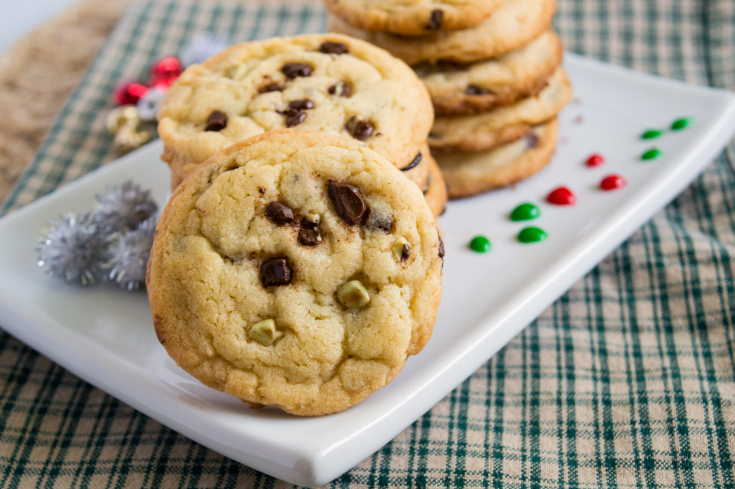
328 0 557 65
421 150 448 217
157 34 433 189
429 68 571 152
147 131 444 416
435 118 558 198
324 0 503 36
415 30 563 116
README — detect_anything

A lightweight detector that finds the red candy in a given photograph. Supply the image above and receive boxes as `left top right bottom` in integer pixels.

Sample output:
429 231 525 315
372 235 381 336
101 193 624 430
113 81 148 106
586 153 605 167
150 57 182 88
547 186 576 205
600 174 626 190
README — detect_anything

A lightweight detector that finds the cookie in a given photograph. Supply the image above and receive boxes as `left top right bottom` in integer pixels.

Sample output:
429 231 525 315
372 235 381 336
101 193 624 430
324 0 503 36
421 151 448 217
158 34 434 189
147 131 444 416
414 30 563 116
429 68 571 152
399 144 430 192
435 118 558 198
328 0 557 65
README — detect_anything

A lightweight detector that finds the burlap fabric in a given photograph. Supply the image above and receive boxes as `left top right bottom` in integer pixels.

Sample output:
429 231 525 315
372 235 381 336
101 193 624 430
1 1 734 487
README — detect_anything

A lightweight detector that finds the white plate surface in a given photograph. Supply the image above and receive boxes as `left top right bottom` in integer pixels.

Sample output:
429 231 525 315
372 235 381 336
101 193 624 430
1 54 735 486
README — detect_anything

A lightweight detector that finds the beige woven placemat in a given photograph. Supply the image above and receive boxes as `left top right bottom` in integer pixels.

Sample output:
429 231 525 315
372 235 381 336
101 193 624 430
0 0 130 201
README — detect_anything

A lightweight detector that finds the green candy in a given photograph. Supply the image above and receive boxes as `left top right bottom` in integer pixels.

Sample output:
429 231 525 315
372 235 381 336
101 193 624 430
671 117 693 130
641 129 662 139
518 227 547 243
510 203 540 221
641 148 662 160
469 236 491 253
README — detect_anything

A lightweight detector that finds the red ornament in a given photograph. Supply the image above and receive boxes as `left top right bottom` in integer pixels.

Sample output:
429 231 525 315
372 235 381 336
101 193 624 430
586 153 605 167
547 186 576 205
600 174 626 191
113 81 148 106
150 57 182 88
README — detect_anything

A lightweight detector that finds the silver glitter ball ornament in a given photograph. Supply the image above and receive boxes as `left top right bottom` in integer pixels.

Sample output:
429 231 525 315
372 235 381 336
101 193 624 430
105 217 157 291
94 181 157 232
37 213 109 286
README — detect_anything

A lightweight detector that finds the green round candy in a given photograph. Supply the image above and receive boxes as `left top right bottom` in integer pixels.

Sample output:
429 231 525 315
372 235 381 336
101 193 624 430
518 227 547 243
510 203 540 221
641 148 662 160
641 129 662 139
469 236 491 253
671 117 693 130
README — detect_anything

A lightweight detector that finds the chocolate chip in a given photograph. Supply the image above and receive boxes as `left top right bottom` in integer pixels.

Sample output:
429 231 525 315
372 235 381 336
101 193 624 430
285 110 307 127
282 63 312 79
438 236 445 258
423 174 432 195
401 152 422 171
298 227 322 246
258 82 283 93
328 181 370 226
427 9 443 29
345 116 374 141
367 213 393 234
526 134 539 148
261 257 293 286
301 216 319 229
435 59 463 70
328 81 351 97
465 85 492 95
319 41 348 54
399 244 410 262
266 201 294 225
288 99 314 110
205 110 228 131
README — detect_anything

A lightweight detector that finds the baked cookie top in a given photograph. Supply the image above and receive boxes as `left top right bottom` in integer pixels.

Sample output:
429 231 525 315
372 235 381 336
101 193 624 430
415 30 563 116
157 34 433 186
328 0 557 65
147 131 444 416
324 0 503 36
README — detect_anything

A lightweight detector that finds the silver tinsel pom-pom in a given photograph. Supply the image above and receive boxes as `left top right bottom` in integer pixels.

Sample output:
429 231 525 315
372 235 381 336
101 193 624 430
94 181 157 232
105 217 157 291
37 213 109 285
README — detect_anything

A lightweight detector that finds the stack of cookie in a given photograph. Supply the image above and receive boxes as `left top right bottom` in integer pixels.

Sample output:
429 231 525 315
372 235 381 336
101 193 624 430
157 33 446 216
327 0 572 198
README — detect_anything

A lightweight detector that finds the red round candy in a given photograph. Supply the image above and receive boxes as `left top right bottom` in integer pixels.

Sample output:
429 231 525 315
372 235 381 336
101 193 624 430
600 174 626 191
586 153 605 167
547 186 576 205
113 81 148 106
150 57 182 85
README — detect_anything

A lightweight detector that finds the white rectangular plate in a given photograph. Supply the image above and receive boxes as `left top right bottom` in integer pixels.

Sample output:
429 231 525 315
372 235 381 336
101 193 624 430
1 54 734 486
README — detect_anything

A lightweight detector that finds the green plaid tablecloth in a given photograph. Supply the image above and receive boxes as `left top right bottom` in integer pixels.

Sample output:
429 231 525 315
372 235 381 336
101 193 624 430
2 1 735 487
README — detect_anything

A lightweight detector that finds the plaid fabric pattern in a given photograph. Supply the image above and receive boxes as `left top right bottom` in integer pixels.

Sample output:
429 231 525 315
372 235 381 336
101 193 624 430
1 0 734 486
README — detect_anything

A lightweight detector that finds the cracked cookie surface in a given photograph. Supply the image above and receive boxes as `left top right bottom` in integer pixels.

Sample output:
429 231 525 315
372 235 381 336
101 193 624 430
158 34 433 189
324 0 503 35
415 30 563 116
328 0 556 65
436 118 558 198
147 131 443 416
429 68 571 152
